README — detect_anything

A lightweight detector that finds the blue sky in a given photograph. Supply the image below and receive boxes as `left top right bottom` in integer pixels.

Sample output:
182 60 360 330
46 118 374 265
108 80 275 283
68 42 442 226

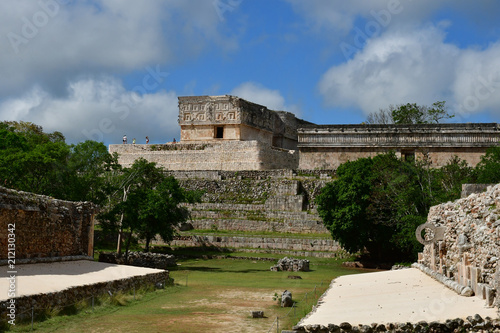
1 0 500 145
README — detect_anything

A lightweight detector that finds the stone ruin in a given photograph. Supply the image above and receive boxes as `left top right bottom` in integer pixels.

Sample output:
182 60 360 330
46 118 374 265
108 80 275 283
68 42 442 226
111 95 500 171
0 186 95 262
418 183 500 308
99 251 176 270
270 257 309 272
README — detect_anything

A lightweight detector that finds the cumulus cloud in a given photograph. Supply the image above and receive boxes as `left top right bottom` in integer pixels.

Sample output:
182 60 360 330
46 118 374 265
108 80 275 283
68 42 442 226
0 0 236 98
285 0 442 36
0 0 241 144
231 82 301 115
287 0 500 120
285 0 500 37
453 43 500 118
0 77 179 144
319 27 459 114
317 25 500 120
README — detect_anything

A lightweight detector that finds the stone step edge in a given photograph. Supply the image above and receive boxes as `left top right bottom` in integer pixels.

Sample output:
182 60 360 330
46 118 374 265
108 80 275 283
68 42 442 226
412 263 473 297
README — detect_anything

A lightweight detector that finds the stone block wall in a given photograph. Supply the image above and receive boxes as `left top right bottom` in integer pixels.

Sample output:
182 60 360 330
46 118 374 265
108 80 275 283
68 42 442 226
419 183 500 307
299 146 491 169
109 140 299 170
185 204 326 233
0 187 96 260
169 235 338 253
177 176 330 234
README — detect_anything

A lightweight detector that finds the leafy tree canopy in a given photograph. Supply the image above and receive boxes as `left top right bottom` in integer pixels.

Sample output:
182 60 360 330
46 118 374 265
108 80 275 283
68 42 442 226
316 152 476 262
0 121 119 204
366 101 454 125
99 158 203 254
475 145 500 184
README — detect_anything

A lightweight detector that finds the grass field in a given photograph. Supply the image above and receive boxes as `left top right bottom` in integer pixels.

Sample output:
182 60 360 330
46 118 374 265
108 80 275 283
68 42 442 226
9 255 375 333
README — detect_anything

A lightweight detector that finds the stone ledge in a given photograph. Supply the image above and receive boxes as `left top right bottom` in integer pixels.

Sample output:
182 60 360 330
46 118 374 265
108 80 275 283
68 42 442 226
412 263 473 297
0 269 169 322
0 255 93 266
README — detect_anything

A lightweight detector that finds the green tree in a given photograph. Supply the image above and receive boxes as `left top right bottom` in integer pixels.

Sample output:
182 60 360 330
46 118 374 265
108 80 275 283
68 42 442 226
66 140 121 204
434 156 475 202
0 121 70 196
366 101 454 125
475 145 500 183
316 152 473 262
100 158 201 256
316 157 394 259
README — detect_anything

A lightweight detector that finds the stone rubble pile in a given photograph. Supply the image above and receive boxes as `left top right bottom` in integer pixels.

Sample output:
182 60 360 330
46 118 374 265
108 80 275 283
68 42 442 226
270 257 310 272
99 251 176 269
290 314 500 332
420 183 500 307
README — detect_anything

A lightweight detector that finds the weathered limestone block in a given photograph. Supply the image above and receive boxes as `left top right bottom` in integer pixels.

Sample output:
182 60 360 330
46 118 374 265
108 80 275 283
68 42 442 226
281 290 293 307
271 257 310 272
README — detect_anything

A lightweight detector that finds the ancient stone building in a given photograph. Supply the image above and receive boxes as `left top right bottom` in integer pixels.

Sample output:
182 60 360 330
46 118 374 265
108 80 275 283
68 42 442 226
298 123 500 169
110 95 311 170
110 95 500 170
178 95 312 150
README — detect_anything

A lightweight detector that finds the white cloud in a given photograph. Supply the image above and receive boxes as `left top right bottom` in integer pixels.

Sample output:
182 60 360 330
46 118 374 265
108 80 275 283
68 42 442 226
318 23 500 119
0 77 179 144
285 0 500 37
285 0 442 36
319 27 459 114
0 0 236 98
231 82 301 115
0 0 242 144
453 43 500 117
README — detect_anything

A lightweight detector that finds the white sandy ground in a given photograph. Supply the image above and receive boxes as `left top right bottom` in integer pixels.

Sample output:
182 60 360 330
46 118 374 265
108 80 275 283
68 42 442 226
0 260 165 301
300 268 499 326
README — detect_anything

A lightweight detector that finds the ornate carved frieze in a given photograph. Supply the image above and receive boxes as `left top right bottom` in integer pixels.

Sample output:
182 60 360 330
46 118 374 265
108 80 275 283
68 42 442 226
178 96 241 125
298 123 500 148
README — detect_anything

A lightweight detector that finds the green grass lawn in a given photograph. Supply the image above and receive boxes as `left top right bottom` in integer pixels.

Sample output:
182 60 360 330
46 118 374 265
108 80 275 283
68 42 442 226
8 256 376 333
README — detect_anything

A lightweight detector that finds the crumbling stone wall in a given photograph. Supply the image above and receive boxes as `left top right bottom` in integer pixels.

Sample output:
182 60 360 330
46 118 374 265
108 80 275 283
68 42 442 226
99 251 176 269
177 176 330 234
419 183 500 307
0 187 96 260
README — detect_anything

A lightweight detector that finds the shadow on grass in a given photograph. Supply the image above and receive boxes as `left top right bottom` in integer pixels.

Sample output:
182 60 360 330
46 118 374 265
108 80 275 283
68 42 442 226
172 265 268 274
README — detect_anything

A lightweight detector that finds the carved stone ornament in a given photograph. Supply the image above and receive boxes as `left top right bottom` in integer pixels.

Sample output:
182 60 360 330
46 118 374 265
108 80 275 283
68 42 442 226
415 223 446 245
205 102 214 121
